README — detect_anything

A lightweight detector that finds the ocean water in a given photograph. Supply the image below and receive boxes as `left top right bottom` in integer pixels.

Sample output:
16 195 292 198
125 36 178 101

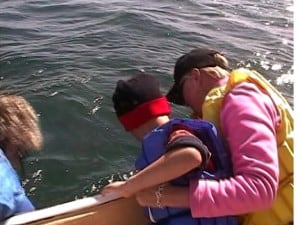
0 0 294 209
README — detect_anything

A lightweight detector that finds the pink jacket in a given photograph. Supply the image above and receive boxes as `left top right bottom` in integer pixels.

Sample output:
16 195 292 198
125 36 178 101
189 82 280 217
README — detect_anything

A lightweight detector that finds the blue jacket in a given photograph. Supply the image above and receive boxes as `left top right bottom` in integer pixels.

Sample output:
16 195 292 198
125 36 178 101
0 148 34 221
135 118 238 225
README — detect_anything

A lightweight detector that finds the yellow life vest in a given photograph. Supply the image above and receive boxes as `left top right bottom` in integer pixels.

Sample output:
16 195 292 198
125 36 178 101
196 68 294 225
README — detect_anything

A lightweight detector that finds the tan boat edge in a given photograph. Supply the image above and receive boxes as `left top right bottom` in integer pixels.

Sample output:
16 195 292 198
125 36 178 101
1 194 149 225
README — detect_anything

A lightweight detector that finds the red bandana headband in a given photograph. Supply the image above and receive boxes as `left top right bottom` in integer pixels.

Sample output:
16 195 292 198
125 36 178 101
118 97 171 131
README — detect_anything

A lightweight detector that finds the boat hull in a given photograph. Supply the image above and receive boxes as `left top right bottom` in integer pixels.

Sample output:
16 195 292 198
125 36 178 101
2 195 149 225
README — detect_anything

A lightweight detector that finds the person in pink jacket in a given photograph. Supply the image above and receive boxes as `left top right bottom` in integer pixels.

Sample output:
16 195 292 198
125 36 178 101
134 48 293 225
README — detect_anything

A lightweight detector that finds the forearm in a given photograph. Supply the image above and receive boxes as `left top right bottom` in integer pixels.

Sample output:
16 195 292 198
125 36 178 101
161 185 190 208
126 147 202 193
136 184 190 208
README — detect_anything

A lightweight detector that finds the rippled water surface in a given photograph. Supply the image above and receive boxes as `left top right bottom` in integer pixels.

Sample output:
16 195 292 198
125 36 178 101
0 0 294 208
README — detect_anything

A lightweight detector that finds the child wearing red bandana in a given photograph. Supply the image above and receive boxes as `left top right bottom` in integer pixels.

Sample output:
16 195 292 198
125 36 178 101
101 73 237 225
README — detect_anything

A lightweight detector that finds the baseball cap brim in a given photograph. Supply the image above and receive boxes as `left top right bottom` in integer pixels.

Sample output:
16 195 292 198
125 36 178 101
166 48 224 105
166 84 186 105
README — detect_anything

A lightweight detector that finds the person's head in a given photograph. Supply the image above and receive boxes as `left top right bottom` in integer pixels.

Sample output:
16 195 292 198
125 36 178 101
112 73 171 140
0 95 43 168
166 48 231 115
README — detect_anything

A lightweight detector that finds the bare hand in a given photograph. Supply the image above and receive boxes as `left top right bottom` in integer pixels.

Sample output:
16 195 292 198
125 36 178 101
101 181 133 198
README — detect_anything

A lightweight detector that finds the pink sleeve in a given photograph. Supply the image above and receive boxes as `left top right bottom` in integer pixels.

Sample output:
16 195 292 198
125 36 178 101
189 82 280 217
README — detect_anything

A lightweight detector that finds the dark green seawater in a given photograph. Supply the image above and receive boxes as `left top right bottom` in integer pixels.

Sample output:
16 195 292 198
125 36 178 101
0 0 294 209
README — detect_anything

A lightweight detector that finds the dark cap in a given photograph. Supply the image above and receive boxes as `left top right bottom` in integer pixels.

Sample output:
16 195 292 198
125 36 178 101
166 48 228 105
112 73 171 131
